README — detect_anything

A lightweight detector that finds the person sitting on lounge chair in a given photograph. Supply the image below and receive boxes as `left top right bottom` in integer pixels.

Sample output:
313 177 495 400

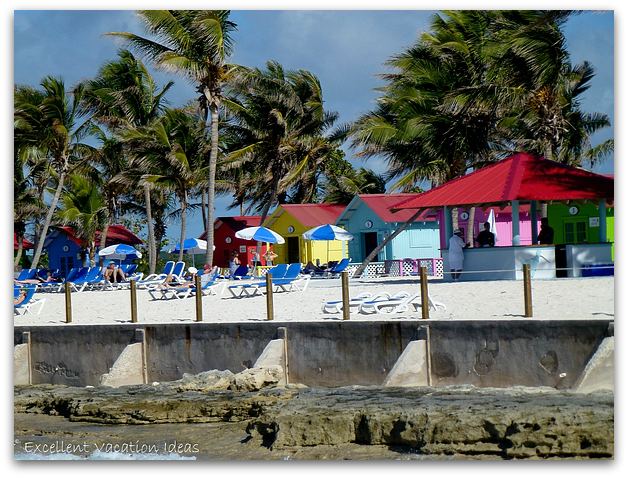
14 289 28 306
103 262 126 283
303 261 323 275
14 270 60 285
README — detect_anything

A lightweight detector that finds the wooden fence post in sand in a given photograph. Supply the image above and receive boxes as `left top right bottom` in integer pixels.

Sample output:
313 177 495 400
420 266 429 320
266 273 274 321
523 264 533 317
64 282 72 324
130 280 138 323
195 275 203 322
341 272 350 321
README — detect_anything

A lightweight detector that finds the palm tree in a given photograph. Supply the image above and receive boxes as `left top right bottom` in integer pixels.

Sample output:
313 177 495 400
78 49 173 273
224 61 341 222
122 108 207 262
56 174 108 266
14 156 44 269
323 165 387 204
14 76 93 269
109 10 238 267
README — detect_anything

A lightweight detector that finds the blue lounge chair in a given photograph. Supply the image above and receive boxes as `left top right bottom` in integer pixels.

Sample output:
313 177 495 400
325 258 350 277
14 285 46 316
226 264 288 298
16 269 37 282
68 267 102 292
270 263 306 292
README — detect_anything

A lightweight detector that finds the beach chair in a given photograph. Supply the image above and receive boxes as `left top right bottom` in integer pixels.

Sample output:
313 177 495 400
272 263 310 292
68 267 102 292
359 292 446 315
14 285 46 316
169 261 187 283
155 279 222 300
140 261 174 282
137 261 175 288
225 264 288 298
15 268 37 282
321 291 411 314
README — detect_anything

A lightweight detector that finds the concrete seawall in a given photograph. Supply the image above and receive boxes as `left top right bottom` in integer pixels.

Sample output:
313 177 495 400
14 319 612 388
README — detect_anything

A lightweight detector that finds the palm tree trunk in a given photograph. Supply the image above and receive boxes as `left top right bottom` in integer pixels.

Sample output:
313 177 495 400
99 222 110 266
201 188 208 232
143 184 157 275
466 207 476 248
204 103 219 267
352 208 426 278
178 192 187 263
14 235 24 270
31 170 66 269
88 240 96 267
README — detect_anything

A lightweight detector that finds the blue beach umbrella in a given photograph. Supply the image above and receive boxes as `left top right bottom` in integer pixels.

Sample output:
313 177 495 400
170 238 212 267
302 224 354 241
235 226 285 244
98 243 142 261
169 238 208 255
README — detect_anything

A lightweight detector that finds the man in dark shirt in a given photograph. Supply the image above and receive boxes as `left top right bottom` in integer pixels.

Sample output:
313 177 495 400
475 222 495 247
538 217 554 245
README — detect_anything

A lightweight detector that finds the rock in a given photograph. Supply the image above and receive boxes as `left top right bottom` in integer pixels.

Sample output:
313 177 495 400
231 366 283 392
13 384 614 459
174 370 235 392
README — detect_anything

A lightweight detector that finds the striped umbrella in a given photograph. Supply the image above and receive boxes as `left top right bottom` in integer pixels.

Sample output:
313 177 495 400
235 226 285 244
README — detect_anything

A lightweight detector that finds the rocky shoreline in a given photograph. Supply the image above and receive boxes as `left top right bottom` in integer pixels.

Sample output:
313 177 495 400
14 370 614 460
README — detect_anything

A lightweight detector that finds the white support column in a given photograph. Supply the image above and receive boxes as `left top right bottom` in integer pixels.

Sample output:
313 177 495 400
530 200 538 245
599 200 607 243
511 200 521 246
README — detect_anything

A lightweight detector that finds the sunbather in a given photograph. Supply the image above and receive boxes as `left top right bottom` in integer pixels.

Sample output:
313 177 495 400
303 261 323 275
14 270 61 285
14 289 28 306
103 261 126 283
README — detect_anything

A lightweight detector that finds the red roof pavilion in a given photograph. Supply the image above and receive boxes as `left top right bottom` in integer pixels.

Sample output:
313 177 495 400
392 152 614 211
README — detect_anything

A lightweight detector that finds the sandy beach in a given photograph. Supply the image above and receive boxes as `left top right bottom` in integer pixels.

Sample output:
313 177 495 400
14 276 614 326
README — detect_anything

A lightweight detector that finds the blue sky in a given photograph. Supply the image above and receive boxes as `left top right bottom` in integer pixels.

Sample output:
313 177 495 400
14 10 615 243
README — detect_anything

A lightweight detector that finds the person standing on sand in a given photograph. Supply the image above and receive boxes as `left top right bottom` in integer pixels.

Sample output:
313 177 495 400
448 228 468 281
229 251 241 276
264 246 278 266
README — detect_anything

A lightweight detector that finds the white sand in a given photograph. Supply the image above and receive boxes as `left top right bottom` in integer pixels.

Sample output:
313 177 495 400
14 276 614 326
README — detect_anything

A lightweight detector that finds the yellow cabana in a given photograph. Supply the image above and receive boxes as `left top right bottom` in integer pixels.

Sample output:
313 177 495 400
262 204 348 265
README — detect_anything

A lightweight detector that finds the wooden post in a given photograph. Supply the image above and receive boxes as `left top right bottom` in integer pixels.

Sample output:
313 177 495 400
523 264 533 317
64 282 72 323
420 266 429 320
266 273 274 321
130 280 138 323
341 271 350 320
195 275 203 322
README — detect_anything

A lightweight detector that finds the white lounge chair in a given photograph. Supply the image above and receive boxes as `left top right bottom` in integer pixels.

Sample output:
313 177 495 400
321 291 410 314
359 293 446 315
